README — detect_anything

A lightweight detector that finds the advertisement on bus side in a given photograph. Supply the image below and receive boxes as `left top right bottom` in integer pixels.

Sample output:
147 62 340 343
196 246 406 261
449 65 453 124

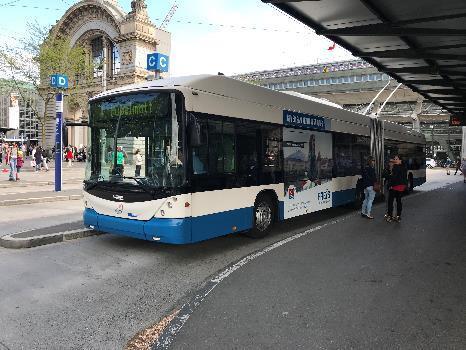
283 128 333 218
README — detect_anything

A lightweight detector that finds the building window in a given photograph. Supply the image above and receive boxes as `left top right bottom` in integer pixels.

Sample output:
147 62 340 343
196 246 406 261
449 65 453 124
91 37 104 78
112 45 121 75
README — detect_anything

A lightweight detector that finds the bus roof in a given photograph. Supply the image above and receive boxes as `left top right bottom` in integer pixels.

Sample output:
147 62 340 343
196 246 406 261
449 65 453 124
91 75 425 144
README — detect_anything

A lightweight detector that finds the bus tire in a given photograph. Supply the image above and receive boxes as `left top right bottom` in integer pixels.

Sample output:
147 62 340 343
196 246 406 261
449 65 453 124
247 194 275 239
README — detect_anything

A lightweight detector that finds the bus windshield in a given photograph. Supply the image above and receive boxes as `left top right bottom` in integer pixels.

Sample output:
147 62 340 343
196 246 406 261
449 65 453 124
85 91 185 193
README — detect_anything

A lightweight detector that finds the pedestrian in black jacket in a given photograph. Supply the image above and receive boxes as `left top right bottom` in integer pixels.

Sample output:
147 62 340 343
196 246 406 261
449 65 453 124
386 155 408 222
361 156 377 219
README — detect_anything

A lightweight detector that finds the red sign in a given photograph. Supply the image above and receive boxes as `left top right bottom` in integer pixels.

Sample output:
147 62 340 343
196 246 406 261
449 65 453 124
450 115 466 126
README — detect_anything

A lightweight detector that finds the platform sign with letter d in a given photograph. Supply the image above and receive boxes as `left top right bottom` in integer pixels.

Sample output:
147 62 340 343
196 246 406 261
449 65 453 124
147 53 169 72
50 74 68 192
50 74 69 89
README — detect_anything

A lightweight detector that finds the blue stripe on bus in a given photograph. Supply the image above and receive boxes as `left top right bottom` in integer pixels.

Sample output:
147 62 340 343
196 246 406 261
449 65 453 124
191 207 253 243
332 188 356 207
84 208 191 244
84 207 254 244
144 217 192 244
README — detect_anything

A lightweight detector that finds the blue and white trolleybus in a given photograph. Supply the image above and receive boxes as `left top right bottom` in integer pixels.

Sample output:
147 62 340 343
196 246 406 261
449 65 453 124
83 75 426 244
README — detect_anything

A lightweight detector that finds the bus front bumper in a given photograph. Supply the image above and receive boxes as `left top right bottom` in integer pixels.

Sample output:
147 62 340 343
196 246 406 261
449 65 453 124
83 208 192 244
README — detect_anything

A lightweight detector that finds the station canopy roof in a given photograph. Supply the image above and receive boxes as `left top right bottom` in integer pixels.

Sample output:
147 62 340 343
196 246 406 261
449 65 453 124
263 0 466 124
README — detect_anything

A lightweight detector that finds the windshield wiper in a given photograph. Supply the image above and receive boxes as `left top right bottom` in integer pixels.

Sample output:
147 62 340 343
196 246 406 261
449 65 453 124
84 179 100 191
122 177 159 197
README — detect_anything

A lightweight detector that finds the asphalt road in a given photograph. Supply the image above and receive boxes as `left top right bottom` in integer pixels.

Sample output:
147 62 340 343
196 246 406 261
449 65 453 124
0 170 463 349
0 205 358 349
168 181 466 350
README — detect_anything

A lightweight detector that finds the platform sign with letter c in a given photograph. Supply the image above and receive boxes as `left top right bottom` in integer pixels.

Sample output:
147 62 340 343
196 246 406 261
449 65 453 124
147 53 169 72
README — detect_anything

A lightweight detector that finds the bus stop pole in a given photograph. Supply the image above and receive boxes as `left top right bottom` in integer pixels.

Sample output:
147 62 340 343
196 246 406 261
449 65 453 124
55 92 63 192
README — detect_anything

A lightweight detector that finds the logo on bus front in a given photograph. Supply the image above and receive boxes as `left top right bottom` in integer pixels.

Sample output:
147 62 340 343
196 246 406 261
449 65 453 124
115 203 124 215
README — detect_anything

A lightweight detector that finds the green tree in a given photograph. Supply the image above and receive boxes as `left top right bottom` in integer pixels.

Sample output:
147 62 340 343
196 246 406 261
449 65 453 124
0 21 91 146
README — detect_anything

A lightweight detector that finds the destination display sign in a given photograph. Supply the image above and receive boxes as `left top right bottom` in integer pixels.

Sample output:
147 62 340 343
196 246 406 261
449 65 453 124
283 110 330 131
91 93 169 121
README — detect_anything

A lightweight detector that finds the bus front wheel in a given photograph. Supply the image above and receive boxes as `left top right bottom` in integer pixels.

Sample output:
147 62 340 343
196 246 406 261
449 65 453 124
247 195 275 238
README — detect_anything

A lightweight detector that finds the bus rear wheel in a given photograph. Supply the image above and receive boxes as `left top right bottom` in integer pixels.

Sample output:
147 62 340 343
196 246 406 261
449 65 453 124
247 195 275 238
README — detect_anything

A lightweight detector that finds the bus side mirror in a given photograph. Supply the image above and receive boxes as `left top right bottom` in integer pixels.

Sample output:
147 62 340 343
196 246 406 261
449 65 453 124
188 114 202 147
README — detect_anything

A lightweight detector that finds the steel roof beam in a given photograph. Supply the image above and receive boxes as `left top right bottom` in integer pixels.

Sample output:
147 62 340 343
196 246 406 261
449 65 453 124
435 97 466 101
318 25 466 37
360 50 466 60
407 80 466 86
383 67 466 75
420 88 460 94
394 12 466 25
262 0 315 3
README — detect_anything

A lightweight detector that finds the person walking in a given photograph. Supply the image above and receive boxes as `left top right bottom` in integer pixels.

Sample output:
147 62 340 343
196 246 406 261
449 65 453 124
66 147 73 167
386 155 408 223
361 156 377 219
445 157 452 175
454 157 462 175
42 148 49 171
8 143 18 181
16 149 24 180
134 149 143 177
461 158 466 183
34 146 43 171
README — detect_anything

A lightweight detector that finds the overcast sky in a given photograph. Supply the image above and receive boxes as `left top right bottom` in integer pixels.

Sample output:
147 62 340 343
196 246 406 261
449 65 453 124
0 0 354 77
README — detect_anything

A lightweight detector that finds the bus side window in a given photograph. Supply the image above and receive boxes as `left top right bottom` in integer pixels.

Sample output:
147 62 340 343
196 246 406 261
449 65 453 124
223 122 235 173
261 125 283 184
236 121 258 186
192 119 208 175
208 120 223 174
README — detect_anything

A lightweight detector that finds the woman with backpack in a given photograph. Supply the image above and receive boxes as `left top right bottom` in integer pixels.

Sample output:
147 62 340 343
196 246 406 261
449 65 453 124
386 155 408 223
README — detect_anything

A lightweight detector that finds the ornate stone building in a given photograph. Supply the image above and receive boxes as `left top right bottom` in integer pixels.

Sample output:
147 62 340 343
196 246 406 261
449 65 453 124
40 0 171 149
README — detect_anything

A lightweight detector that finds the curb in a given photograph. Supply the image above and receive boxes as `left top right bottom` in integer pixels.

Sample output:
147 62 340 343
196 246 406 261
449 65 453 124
0 194 83 206
0 228 101 249
0 180 83 188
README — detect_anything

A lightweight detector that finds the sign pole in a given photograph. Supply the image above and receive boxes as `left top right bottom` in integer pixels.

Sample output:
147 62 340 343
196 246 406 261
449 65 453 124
55 92 63 192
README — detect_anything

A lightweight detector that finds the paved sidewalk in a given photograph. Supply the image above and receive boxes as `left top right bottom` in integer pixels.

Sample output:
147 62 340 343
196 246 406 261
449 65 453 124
0 162 85 206
164 182 466 350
